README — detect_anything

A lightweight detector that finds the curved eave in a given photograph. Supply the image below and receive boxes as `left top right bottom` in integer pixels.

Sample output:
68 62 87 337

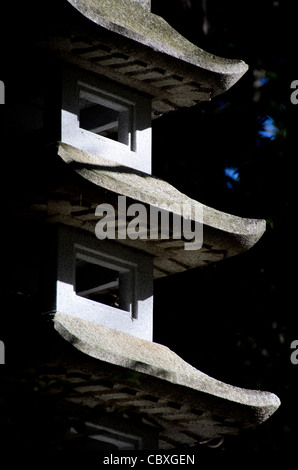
67 0 248 97
57 142 266 278
55 311 280 436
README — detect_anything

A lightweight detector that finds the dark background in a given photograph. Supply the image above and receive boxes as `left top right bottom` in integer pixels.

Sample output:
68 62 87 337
0 0 297 461
151 0 297 457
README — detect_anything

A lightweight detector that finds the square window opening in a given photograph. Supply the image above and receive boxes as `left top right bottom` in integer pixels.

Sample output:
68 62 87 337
79 87 135 150
75 255 133 314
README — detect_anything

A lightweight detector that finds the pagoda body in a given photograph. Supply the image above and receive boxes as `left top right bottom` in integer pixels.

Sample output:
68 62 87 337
2 0 279 450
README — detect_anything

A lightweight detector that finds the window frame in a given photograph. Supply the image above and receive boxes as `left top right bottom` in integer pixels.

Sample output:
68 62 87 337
61 66 152 173
74 244 137 319
55 226 153 340
78 84 135 150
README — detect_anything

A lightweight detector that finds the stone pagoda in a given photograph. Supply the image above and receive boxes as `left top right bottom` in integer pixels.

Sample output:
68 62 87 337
3 0 280 450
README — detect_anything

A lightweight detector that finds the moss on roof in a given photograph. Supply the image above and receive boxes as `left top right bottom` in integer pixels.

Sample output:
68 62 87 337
68 0 248 76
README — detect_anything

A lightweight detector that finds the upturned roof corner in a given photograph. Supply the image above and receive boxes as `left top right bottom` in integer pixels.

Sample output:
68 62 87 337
3 0 281 450
44 0 249 117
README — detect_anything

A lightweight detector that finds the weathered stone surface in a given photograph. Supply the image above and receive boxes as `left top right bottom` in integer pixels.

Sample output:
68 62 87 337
13 141 265 278
131 0 151 11
54 311 280 442
54 142 266 277
37 1 248 117
67 0 247 82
